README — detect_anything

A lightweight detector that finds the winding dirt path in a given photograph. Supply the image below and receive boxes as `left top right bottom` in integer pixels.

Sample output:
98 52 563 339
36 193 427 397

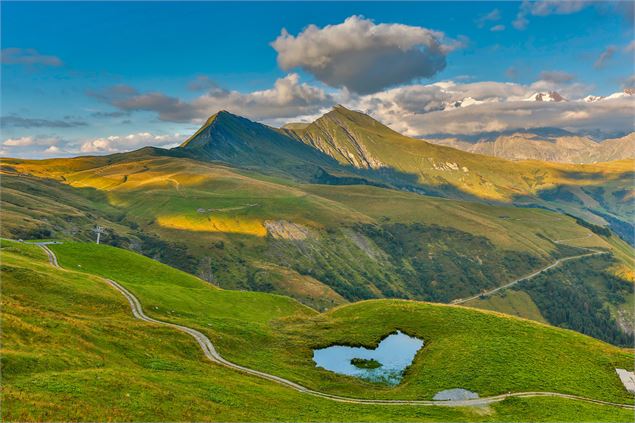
36 243 634 409
451 234 606 305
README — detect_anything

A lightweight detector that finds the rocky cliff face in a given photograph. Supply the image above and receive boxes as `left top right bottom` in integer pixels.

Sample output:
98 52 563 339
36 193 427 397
428 132 635 163
287 105 386 170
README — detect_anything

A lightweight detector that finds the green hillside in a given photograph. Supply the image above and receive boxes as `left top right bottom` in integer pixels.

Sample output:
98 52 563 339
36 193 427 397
2 239 634 422
178 110 347 181
285 106 634 229
2 148 633 343
1 107 633 344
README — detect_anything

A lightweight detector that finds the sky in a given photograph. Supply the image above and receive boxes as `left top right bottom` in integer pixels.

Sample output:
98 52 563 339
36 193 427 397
1 1 634 158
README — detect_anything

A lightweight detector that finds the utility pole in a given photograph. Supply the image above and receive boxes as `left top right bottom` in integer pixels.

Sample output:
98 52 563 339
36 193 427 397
93 226 105 244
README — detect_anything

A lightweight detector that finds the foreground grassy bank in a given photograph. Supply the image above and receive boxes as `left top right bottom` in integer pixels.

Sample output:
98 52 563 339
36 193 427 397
44 242 635 403
2 240 633 421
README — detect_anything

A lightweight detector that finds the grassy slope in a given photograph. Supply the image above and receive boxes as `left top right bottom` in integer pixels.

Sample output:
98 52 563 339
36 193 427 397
3 240 633 422
465 290 548 323
3 154 612 256
47 242 634 405
292 106 634 210
3 153 631 317
3 153 632 333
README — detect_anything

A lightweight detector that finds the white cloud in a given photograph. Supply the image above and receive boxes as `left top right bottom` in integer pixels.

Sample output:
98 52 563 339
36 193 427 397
1 135 69 158
3 136 34 146
90 74 333 124
271 15 459 94
191 73 333 121
3 136 60 147
344 80 634 137
490 25 506 32
79 132 183 153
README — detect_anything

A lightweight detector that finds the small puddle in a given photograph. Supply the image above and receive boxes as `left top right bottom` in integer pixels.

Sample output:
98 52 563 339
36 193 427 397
312 331 424 385
433 388 479 401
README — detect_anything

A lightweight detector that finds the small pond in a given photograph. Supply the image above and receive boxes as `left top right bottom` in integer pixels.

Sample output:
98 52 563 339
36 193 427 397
312 330 424 385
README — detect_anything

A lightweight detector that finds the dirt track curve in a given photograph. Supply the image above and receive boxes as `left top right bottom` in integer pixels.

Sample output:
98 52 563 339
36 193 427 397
452 235 606 305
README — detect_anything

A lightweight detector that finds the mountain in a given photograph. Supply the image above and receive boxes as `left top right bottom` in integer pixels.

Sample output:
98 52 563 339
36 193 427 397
283 104 395 170
524 91 567 102
2 106 634 344
427 132 635 164
283 106 633 230
176 110 343 180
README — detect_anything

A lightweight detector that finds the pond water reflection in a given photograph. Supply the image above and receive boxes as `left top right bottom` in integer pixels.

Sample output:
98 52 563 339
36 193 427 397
312 331 424 385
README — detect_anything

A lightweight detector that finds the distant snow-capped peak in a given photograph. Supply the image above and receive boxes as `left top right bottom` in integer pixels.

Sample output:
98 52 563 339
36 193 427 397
584 89 633 102
524 91 567 102
443 96 486 110
584 95 604 103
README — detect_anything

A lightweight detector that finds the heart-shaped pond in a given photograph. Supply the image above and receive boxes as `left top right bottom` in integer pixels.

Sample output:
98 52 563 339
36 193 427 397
312 331 424 385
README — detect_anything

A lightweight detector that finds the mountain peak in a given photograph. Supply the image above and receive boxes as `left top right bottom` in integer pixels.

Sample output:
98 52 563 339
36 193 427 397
525 91 567 102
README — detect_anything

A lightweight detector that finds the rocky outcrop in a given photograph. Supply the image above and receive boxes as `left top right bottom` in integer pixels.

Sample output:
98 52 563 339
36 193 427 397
264 220 312 240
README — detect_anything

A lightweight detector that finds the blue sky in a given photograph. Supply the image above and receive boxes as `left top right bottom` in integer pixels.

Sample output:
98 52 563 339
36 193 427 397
1 1 634 157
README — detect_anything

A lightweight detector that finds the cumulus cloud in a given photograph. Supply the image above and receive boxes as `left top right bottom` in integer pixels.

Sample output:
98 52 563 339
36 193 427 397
490 25 506 32
0 48 63 67
271 16 458 94
344 79 634 137
594 45 617 68
3 135 64 148
79 132 183 153
1 131 186 159
411 97 633 137
0 135 67 158
625 41 635 52
1 115 87 128
3 136 38 147
90 74 334 123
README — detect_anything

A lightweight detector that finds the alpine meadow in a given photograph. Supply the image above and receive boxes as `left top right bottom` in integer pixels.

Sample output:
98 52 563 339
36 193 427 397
1 2 634 422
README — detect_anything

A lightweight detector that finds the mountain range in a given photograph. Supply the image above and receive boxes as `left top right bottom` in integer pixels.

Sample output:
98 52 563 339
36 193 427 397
177 106 633 230
426 131 635 163
1 105 633 346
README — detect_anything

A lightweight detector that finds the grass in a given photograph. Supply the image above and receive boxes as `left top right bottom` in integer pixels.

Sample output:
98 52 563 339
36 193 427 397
2 239 634 422
293 106 634 204
351 358 382 369
2 147 621 257
2 152 632 325
466 290 548 323
45 242 634 404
